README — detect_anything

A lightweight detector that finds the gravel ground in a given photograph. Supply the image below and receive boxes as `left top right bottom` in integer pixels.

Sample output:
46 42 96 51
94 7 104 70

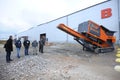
0 43 120 80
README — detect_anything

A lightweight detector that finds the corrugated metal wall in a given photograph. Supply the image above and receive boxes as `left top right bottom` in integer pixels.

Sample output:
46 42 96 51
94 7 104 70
17 0 119 43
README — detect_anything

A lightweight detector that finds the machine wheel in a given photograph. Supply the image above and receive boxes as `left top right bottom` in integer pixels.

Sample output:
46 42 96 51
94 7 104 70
94 47 114 53
83 47 89 51
94 48 100 54
83 47 86 51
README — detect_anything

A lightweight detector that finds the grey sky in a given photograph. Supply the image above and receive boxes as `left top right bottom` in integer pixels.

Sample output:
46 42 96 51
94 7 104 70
0 0 106 39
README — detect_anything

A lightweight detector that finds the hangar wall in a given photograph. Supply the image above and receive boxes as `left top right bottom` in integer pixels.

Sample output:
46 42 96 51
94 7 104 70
17 0 120 43
118 0 120 40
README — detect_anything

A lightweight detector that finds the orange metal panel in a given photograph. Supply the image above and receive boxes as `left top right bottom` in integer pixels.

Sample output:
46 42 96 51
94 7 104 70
57 24 110 48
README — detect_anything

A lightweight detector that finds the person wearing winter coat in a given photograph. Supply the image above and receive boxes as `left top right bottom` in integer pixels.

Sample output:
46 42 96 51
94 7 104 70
32 40 38 55
39 36 46 53
23 38 30 55
15 38 21 58
4 36 13 63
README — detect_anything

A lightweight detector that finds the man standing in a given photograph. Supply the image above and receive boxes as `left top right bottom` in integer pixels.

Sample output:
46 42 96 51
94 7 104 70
32 40 38 55
15 38 21 58
23 38 30 55
39 36 45 53
4 36 13 63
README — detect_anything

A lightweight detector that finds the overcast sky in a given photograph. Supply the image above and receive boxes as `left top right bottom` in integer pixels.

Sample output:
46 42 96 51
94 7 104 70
0 0 106 38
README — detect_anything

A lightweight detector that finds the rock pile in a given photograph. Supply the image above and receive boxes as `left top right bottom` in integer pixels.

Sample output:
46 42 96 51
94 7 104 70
0 53 109 80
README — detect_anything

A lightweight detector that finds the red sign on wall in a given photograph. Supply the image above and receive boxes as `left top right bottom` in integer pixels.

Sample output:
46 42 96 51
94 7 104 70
101 8 112 19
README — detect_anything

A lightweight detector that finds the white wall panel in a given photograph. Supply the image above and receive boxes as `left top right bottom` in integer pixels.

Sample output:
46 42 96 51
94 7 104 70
17 0 119 43
68 0 119 42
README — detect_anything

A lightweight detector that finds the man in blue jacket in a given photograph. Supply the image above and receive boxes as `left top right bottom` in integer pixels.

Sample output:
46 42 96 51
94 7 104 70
15 38 21 58
23 38 30 55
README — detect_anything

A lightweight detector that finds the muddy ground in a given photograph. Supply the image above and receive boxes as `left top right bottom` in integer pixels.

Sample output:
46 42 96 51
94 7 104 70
0 43 120 80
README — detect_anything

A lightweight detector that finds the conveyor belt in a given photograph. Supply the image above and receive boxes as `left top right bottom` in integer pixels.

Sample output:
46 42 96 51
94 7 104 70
57 24 109 48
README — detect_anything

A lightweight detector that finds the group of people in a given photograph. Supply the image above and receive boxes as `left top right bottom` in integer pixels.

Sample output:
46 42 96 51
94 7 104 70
4 35 46 63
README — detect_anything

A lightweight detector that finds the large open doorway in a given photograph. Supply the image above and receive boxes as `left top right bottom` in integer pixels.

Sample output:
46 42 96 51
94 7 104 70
21 36 28 41
40 33 46 40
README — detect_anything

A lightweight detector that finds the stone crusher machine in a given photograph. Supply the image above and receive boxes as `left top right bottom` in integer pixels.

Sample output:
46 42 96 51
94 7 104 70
57 20 116 53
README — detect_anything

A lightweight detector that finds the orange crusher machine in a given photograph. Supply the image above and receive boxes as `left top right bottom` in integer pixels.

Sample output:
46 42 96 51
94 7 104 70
57 20 116 53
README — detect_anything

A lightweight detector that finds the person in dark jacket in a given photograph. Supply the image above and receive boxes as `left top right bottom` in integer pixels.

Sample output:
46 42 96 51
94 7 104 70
39 36 46 53
23 38 30 55
15 38 21 58
4 36 13 63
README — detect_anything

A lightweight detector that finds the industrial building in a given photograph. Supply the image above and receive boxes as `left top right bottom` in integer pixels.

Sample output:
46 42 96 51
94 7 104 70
17 0 120 44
